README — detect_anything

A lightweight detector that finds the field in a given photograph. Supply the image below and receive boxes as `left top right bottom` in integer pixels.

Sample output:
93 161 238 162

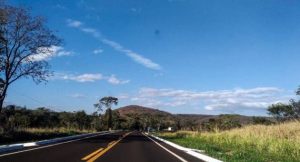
158 121 300 162
0 128 95 145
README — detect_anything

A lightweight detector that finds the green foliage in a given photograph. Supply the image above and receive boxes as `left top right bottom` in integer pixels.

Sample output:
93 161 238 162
267 103 297 121
252 117 273 125
0 105 98 133
94 96 118 112
296 86 300 96
94 96 118 130
200 115 242 132
267 86 300 121
101 109 123 130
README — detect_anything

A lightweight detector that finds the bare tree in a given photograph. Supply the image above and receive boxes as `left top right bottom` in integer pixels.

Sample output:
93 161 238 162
0 4 61 111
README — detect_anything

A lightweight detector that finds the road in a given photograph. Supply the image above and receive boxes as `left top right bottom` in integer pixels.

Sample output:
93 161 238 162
0 131 202 162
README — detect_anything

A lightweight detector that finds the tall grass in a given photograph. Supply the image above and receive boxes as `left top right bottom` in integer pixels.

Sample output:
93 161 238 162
158 121 300 162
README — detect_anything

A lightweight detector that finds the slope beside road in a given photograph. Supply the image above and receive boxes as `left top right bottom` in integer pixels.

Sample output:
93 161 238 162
0 131 203 162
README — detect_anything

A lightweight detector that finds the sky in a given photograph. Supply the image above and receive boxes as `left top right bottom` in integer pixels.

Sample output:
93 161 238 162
5 0 300 115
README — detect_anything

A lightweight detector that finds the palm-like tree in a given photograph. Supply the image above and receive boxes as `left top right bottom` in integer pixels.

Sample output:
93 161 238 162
94 96 118 130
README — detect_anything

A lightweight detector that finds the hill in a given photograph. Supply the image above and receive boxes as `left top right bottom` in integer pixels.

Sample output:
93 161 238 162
115 105 267 131
116 105 172 117
176 114 254 125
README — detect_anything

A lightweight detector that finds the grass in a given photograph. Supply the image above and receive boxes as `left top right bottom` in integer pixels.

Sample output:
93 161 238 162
158 121 300 162
0 128 96 145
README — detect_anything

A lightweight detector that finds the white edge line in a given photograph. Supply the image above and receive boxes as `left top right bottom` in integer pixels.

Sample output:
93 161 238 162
142 132 188 162
148 133 223 162
23 142 37 147
0 131 115 157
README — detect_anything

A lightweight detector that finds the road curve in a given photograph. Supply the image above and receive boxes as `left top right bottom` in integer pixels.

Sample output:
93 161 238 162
0 131 203 162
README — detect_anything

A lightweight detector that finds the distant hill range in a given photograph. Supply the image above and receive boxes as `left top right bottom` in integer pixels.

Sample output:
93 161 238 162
115 105 264 130
117 105 172 117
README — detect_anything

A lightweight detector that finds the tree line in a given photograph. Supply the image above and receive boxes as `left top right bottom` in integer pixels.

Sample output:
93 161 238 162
0 105 99 133
267 87 300 121
0 104 173 133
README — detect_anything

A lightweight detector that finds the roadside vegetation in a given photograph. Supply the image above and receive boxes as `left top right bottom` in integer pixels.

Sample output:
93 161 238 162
0 128 93 145
158 121 300 162
0 106 99 144
158 87 300 162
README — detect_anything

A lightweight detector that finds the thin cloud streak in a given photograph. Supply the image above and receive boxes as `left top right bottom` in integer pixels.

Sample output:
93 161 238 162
53 73 130 85
69 93 86 99
66 19 162 70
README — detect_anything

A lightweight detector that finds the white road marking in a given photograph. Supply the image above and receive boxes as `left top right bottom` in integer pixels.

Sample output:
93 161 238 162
0 132 115 157
149 134 222 162
142 133 189 162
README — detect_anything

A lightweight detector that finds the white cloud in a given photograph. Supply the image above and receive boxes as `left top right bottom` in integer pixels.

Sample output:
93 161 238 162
67 19 162 70
63 73 103 82
67 19 82 27
28 46 72 61
82 27 102 38
93 48 103 54
107 75 130 85
122 87 291 113
101 39 161 70
54 73 129 85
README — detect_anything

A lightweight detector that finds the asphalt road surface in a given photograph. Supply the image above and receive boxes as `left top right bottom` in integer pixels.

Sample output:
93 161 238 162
0 131 203 162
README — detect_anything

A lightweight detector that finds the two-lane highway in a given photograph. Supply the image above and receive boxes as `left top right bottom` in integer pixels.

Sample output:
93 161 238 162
0 131 202 162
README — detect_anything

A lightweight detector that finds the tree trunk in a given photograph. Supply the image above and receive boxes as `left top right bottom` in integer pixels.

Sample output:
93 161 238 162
0 84 8 112
108 108 112 130
0 97 4 112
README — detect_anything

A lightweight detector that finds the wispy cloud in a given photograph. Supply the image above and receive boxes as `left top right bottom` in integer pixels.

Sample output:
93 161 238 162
54 4 67 10
93 48 103 54
66 19 162 70
53 73 130 85
67 20 82 27
123 87 292 113
28 46 72 61
69 93 86 99
130 8 142 13
60 73 103 82
107 75 130 85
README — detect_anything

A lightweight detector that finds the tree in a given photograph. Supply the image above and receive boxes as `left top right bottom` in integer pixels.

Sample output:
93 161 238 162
289 99 300 119
297 86 300 96
267 103 294 121
94 96 118 130
0 4 61 111
267 86 300 121
74 111 90 130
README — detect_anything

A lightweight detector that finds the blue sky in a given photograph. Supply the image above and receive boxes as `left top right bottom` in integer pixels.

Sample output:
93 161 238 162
6 0 300 115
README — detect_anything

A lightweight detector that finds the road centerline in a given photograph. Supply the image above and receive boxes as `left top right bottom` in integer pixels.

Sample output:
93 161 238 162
82 132 132 162
81 148 104 161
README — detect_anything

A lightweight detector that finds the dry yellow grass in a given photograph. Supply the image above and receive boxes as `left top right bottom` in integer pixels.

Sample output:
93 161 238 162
159 121 300 162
